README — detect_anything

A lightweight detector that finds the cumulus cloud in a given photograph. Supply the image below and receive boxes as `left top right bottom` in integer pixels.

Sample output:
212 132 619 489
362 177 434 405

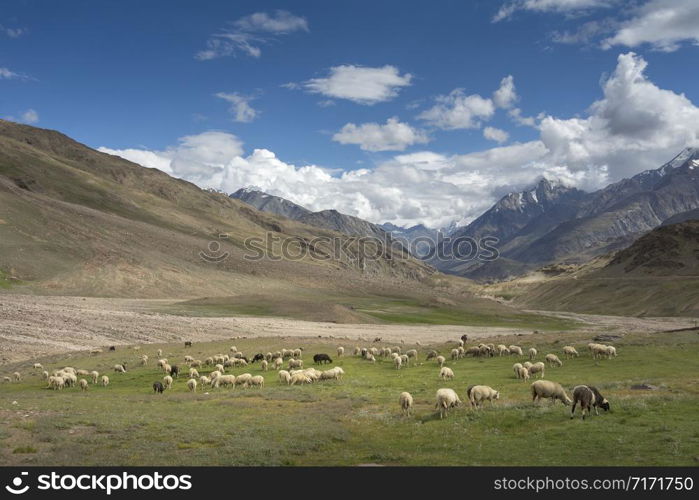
196 10 308 60
493 0 616 22
215 92 258 122
418 90 495 130
0 67 22 79
301 65 412 105
492 75 518 109
332 117 429 151
483 126 509 143
99 53 699 228
601 0 699 52
4 108 39 124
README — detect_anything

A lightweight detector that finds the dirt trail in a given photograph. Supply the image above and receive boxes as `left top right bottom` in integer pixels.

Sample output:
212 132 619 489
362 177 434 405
0 294 695 365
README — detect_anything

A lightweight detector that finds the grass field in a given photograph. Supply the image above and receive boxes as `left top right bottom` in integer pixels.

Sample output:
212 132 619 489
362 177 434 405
162 294 581 330
1 330 698 466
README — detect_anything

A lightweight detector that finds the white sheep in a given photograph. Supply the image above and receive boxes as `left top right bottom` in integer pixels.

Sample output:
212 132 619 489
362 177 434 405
545 353 563 367
163 375 173 389
531 380 572 405
497 345 510 356
101 375 110 387
141 354 149 366
184 355 194 364
528 348 538 360
187 379 197 392
215 374 236 388
189 368 200 379
290 372 312 385
260 360 269 371
41 370 49 380
399 392 414 416
435 388 461 419
509 345 523 356
365 354 376 363
288 359 303 370
200 375 211 387
469 385 500 408
516 365 530 381
513 362 524 377
440 367 455 381
393 356 402 369
273 357 283 370
529 361 545 378
400 354 409 367
293 348 303 359
33 363 43 370
79 378 89 391
90 371 99 384
249 375 264 388
605 345 617 358
523 361 533 370
406 349 418 362
337 346 345 357
49 376 64 390
278 370 291 385
458 339 464 347
12 371 21 382
235 373 253 387
353 346 361 356
436 355 446 367
450 348 460 361
215 363 224 373
157 349 163 357
562 345 579 358
76 369 90 376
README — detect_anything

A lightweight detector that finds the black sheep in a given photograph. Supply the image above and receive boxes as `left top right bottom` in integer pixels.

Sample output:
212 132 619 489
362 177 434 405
170 365 180 378
108 346 116 351
588 386 611 413
153 382 164 394
184 341 192 348
251 353 265 363
571 385 610 420
313 353 333 364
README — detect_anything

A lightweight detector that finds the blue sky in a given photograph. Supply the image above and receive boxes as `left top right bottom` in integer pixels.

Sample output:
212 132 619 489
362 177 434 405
2 0 699 228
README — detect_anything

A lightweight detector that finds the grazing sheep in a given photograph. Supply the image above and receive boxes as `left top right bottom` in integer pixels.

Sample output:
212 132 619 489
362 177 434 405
41 370 49 380
290 372 312 385
529 362 545 379
337 346 345 357
365 354 376 363
509 345 523 356
406 349 418 362
319 367 344 381
528 348 538 360
90 349 102 355
191 359 202 368
465 346 481 357
545 354 563 367
605 346 617 359
278 370 291 385
497 345 510 356
562 346 579 359
215 363 224 373
570 385 596 420
400 354 409 367
153 382 164 394
90 371 99 384
426 350 438 361
249 375 264 388
435 388 461 419
205 357 214 366
288 358 304 370
184 341 192 348
523 361 533 370
251 354 265 363
436 355 446 367
451 348 460 361
33 363 43 370
313 354 333 365
187 379 197 392
260 360 269 371
272 357 283 370
189 368 200 379
235 373 253 388
12 371 21 382
516 365 530 381
439 367 454 381
63 372 77 387
184 355 194 364
48 376 64 390
469 385 500 408
531 380 572 405
141 355 149 366
101 375 110 387
457 347 465 358
293 348 303 359
163 375 173 389
170 365 180 378
391 346 402 354
79 379 89 391
230 346 238 353
113 364 127 373
513 363 523 378
393 356 402 369
199 376 210 387
215 375 236 388
458 339 465 347
399 392 414 416
157 349 163 357
209 371 221 381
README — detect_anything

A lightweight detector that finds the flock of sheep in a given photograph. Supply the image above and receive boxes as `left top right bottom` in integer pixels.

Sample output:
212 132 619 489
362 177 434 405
5 339 616 421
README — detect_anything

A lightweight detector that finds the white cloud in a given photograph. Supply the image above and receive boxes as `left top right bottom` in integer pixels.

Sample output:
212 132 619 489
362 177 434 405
100 53 699 229
493 75 518 109
601 0 699 52
508 107 538 127
20 109 38 124
0 67 21 79
483 126 509 143
332 117 429 151
301 65 412 105
493 0 616 22
418 89 495 130
215 92 258 123
1 25 25 38
196 10 308 60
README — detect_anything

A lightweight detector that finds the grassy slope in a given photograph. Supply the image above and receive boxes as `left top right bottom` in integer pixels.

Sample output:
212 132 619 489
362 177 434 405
1 330 698 466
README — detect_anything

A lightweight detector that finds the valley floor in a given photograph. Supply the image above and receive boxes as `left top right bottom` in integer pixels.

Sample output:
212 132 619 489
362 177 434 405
0 293 696 365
